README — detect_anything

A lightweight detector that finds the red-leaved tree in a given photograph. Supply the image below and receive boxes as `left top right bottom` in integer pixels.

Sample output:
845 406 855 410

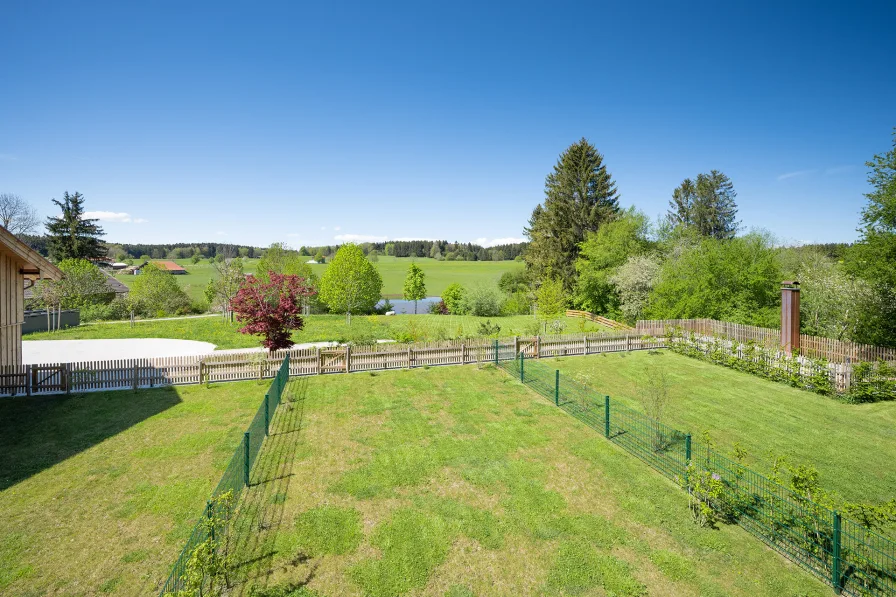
230 273 316 352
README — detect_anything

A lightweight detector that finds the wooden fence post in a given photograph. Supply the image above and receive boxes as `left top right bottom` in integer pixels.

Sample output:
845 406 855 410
25 364 32 396
461 343 466 364
408 347 413 369
65 363 71 395
316 347 322 375
514 336 519 356
133 363 139 391
535 335 540 358
584 335 589 355
345 345 351 373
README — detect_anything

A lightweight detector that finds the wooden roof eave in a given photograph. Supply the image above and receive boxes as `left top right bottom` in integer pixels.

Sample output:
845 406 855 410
0 225 64 280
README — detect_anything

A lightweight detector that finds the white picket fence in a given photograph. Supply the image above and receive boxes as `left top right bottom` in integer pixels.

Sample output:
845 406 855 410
0 332 666 397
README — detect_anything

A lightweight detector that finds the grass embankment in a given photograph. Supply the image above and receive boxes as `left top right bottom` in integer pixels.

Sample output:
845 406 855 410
113 256 523 302
552 350 896 505
0 380 270 595
230 366 827 596
24 314 609 349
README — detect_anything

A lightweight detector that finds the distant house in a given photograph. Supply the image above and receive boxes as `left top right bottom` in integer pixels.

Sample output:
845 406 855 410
0 225 63 368
24 269 129 303
150 260 187 274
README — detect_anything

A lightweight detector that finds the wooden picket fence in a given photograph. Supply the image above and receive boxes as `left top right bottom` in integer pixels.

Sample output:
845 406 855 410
635 319 896 364
566 310 633 331
0 332 666 397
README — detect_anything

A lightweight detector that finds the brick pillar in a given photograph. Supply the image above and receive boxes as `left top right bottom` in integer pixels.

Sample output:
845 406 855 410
781 281 800 355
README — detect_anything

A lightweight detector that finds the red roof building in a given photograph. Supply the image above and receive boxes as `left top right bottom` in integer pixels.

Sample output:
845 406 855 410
151 260 187 274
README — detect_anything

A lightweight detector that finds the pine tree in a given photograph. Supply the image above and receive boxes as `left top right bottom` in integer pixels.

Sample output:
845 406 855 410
668 170 739 239
45 191 106 260
524 139 619 291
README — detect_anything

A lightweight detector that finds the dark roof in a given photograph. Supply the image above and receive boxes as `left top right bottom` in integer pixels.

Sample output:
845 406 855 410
24 269 129 299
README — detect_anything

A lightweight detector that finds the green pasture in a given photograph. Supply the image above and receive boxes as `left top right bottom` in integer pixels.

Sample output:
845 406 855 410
111 257 523 302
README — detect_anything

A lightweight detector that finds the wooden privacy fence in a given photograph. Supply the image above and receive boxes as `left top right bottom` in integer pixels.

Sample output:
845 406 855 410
0 332 666 397
566 310 633 331
636 319 896 363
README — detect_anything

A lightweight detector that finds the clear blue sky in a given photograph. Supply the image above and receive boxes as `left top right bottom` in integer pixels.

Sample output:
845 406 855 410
2 1 894 248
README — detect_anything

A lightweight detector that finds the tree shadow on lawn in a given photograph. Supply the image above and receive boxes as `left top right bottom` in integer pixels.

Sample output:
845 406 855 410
0 387 182 491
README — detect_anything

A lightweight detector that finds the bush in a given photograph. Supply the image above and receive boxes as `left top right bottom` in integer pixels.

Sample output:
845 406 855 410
441 283 467 314
129 265 192 317
500 291 532 316
79 297 132 322
498 269 529 294
429 300 449 315
460 284 503 317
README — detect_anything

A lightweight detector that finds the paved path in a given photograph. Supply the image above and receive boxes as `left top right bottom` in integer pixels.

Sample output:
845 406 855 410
22 339 217 364
21 338 397 364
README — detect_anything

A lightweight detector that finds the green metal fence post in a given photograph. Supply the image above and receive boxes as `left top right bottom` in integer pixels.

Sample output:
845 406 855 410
494 339 499 365
604 396 610 439
555 370 560 405
243 432 250 487
832 510 842 593
264 393 270 436
685 433 692 462
207 500 214 542
520 352 525 382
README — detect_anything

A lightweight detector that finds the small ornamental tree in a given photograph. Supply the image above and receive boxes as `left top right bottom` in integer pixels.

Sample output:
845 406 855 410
230 273 316 352
318 243 383 323
402 263 426 313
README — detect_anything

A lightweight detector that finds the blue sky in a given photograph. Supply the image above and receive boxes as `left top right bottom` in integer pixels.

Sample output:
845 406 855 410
2 1 894 248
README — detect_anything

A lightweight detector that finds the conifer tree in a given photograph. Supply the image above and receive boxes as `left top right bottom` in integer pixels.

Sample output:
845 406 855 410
668 170 739 239
45 191 106 260
524 139 619 291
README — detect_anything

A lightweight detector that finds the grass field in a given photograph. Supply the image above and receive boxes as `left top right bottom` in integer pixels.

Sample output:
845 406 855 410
225 365 827 596
0 361 837 596
551 350 896 505
112 257 523 302
24 313 608 349
0 379 269 596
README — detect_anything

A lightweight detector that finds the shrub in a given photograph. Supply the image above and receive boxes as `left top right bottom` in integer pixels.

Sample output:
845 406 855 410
460 284 503 317
79 297 132 322
129 265 192 317
429 300 449 315
477 320 501 337
441 283 467 314
500 291 532 316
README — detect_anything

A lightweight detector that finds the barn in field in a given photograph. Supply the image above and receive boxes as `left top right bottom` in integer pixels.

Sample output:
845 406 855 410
151 260 187 274
0 225 63 368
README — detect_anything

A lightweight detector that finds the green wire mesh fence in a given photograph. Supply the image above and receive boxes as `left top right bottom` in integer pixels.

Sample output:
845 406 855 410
158 353 290 596
500 353 896 596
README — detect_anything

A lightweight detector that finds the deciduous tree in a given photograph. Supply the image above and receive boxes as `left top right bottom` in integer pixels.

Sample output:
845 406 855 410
0 193 40 236
230 273 315 352
318 243 383 322
402 263 426 313
536 277 567 321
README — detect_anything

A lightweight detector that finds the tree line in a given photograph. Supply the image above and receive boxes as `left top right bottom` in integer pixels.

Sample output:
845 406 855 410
299 240 526 262
522 132 896 347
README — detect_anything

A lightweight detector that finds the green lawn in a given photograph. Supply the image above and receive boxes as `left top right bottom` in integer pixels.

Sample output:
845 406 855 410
550 350 896 505
0 363 837 596
113 257 523 302
0 379 270 596
227 366 827 596
24 313 608 349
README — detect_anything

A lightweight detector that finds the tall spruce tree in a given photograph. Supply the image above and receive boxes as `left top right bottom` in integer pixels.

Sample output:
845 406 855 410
524 138 619 291
45 191 106 261
667 170 739 239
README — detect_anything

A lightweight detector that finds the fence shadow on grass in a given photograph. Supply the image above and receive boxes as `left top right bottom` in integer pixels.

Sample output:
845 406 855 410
229 377 311 594
0 387 181 491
